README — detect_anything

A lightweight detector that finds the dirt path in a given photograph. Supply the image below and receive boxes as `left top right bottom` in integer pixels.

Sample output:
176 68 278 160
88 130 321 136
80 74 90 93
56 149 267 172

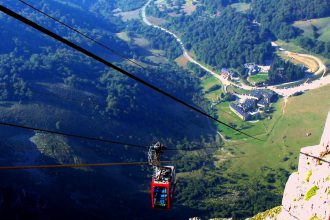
283 97 288 115
285 52 327 75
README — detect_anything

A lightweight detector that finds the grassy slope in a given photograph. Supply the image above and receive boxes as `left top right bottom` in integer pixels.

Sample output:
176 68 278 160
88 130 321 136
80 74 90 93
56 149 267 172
202 75 223 100
116 31 169 65
223 84 330 176
248 73 269 84
116 31 131 42
275 40 330 65
293 17 330 42
230 3 251 13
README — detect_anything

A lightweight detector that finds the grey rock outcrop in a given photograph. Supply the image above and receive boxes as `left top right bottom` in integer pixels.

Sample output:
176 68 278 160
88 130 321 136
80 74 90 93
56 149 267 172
278 111 330 220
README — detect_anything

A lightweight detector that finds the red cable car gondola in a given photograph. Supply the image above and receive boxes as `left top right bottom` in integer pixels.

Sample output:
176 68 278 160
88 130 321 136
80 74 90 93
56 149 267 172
148 143 176 209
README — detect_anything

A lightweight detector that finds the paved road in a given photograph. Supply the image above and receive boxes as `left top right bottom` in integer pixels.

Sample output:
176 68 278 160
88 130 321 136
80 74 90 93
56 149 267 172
141 0 329 98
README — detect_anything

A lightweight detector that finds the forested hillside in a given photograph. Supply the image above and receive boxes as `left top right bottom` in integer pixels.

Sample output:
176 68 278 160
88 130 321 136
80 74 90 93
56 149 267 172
0 1 218 219
1 0 330 219
147 5 273 70
252 0 330 39
268 56 305 84
252 0 330 58
146 0 329 82
179 9 273 69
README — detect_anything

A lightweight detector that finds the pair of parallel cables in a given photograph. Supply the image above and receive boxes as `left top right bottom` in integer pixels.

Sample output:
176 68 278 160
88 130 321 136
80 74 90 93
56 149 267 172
0 2 284 171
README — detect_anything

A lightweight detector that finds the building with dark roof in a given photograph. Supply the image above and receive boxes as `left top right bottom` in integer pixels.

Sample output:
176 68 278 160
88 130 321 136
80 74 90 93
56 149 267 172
263 90 277 102
221 68 240 81
229 90 278 121
250 90 277 103
250 90 263 100
257 98 269 108
228 71 240 81
244 63 260 76
241 99 257 111
230 103 250 121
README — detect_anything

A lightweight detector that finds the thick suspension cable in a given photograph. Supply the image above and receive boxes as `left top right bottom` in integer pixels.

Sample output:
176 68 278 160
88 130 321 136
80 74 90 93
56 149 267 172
0 121 147 149
299 152 330 164
0 122 225 151
0 5 262 141
0 159 212 170
16 0 194 92
0 152 263 171
1 152 327 171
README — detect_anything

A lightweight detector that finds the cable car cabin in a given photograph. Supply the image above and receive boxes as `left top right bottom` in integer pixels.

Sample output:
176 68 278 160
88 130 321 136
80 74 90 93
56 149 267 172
150 166 176 209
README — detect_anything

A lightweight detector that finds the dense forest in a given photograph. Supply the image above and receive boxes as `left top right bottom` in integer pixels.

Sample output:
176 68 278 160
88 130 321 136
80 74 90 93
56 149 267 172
147 0 330 74
252 0 330 39
1 0 328 219
295 37 330 59
146 2 273 72
186 10 272 69
176 166 289 218
268 56 305 84
0 1 219 219
251 0 330 55
199 0 249 13
169 8 273 70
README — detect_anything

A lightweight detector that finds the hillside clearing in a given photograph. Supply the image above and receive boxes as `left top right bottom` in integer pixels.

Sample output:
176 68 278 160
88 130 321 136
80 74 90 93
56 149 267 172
275 40 330 65
286 52 319 73
146 16 167 25
175 55 189 68
248 73 269 85
220 84 330 176
116 32 131 42
293 17 330 42
114 8 141 21
183 0 197 15
230 3 251 13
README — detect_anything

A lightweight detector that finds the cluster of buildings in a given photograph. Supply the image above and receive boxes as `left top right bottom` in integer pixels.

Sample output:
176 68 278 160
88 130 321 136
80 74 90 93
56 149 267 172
244 63 271 76
230 90 278 121
217 66 279 121
220 68 240 81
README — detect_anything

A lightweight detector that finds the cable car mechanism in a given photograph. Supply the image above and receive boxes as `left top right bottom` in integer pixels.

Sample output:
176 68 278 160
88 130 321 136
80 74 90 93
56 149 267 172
148 142 176 209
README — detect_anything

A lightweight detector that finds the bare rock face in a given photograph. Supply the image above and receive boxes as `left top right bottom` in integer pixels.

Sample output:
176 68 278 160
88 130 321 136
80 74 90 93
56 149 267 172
209 112 330 220
278 112 330 220
279 146 330 220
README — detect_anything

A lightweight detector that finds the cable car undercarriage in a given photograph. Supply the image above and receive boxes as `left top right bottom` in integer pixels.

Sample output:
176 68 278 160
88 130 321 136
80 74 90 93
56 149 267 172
148 142 176 209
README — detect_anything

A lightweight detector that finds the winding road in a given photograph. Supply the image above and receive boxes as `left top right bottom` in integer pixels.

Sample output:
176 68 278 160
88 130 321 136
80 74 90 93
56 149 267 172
141 0 232 88
141 0 329 98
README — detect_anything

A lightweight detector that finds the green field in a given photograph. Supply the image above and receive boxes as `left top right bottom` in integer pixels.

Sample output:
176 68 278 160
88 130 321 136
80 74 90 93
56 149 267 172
146 55 168 64
133 37 150 47
116 31 131 42
230 3 251 13
220 84 330 176
248 73 269 84
198 51 330 177
194 84 330 215
116 32 169 66
226 84 250 94
293 17 330 42
200 76 268 140
215 101 268 139
114 8 141 22
201 75 224 100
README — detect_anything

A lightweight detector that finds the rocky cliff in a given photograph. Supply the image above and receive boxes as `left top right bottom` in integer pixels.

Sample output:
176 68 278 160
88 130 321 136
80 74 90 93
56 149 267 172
194 112 330 220
250 111 330 220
